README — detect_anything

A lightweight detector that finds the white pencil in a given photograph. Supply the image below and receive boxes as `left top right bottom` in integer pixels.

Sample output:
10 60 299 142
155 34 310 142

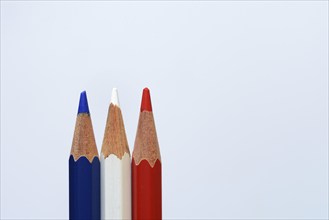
101 88 131 220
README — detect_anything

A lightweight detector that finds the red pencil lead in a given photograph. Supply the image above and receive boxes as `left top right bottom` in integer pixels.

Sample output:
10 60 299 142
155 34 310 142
140 87 152 112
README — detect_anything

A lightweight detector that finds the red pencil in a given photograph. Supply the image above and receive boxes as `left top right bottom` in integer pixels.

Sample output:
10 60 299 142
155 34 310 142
132 88 162 220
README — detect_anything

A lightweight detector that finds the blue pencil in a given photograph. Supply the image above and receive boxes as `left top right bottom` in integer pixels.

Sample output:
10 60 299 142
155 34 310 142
69 91 100 220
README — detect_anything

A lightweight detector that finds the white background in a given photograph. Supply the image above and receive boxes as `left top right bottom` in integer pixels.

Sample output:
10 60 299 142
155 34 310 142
1 1 328 219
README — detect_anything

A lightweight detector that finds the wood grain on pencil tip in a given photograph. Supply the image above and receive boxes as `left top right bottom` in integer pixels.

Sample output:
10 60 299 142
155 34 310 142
70 91 98 163
101 88 130 159
133 88 161 167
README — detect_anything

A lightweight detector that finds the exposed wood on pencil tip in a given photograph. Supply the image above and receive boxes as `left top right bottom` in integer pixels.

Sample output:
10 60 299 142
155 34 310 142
101 103 130 159
71 114 99 163
132 111 161 167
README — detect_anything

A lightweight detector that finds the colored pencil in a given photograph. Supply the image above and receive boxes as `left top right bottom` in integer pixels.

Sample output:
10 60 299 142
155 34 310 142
69 91 100 220
132 88 162 220
101 88 131 220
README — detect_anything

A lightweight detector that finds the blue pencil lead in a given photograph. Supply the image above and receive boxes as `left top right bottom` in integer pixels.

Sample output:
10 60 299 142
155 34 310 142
78 91 90 114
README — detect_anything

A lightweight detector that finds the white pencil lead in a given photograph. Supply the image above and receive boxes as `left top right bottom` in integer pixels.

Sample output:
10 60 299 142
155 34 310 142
111 88 120 107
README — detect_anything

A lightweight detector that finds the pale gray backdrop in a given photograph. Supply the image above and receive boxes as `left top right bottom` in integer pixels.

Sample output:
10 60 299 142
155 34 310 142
1 1 328 219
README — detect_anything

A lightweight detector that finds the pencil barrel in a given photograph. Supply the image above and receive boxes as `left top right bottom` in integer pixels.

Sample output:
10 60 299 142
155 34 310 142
101 154 131 219
69 156 100 220
132 159 162 220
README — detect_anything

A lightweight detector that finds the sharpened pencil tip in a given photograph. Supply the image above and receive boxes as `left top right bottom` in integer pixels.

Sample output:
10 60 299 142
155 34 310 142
78 91 90 114
111 88 120 107
140 87 152 112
